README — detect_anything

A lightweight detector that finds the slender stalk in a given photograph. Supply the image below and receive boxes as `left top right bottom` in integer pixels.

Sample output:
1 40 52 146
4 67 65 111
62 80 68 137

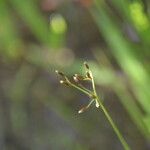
78 83 92 94
96 96 131 150
70 82 92 97
90 70 96 94
87 99 95 107
90 70 130 150
72 75 131 149
56 62 131 150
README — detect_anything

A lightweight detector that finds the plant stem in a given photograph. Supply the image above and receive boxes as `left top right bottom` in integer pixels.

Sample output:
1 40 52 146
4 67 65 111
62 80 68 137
56 63 131 150
89 69 130 150
70 82 92 97
96 96 131 150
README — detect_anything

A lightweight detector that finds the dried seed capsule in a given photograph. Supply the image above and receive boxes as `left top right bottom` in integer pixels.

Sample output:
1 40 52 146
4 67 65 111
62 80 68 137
86 71 92 79
55 70 65 77
78 106 88 114
60 80 70 86
74 74 85 80
78 99 94 114
73 75 79 82
84 62 89 69
60 80 64 84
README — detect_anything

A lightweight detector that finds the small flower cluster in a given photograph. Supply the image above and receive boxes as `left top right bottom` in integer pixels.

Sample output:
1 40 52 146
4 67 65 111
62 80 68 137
56 62 131 150
55 62 100 113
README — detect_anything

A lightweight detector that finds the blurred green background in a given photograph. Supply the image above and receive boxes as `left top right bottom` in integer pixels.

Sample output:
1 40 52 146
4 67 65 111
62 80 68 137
0 0 150 149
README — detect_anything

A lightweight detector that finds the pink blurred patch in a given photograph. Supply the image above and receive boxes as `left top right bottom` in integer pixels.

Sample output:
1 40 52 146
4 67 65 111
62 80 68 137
41 0 63 11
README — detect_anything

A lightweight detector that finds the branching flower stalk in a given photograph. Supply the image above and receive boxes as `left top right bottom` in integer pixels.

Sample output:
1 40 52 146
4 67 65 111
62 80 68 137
55 62 131 150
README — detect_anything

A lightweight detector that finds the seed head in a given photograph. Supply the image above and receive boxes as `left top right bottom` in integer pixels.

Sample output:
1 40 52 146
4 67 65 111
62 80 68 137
78 106 88 114
84 62 90 70
74 74 85 80
55 70 65 77
86 71 92 79
59 80 70 86
73 75 79 83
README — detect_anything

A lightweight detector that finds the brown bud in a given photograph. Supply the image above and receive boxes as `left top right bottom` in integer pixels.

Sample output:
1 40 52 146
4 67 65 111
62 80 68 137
60 80 70 86
86 71 92 79
55 70 65 77
84 62 89 69
75 74 85 80
73 76 79 82
78 106 88 114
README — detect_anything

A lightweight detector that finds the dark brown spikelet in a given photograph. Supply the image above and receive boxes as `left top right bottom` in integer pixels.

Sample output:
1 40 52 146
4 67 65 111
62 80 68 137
78 106 88 113
74 74 85 80
73 75 79 83
55 70 65 77
84 62 90 70
60 80 70 86
86 71 92 79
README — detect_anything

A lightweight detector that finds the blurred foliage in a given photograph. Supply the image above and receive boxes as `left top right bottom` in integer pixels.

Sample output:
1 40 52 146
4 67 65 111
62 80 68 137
0 0 150 150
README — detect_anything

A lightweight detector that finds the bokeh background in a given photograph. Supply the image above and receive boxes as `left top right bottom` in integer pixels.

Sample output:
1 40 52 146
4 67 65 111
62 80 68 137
0 0 150 149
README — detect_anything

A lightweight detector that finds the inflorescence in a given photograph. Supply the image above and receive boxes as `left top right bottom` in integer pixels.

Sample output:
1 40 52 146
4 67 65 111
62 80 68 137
55 62 100 113
55 62 131 150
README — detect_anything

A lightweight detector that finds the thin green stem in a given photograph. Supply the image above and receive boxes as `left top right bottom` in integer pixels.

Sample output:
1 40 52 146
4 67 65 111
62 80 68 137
56 64 131 150
70 82 92 97
87 99 95 108
96 96 131 150
90 71 99 107
78 84 92 94
90 71 97 95
90 70 130 150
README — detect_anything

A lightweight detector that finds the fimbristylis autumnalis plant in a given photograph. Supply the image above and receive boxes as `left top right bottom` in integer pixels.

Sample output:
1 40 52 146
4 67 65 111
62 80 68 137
55 62 131 150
